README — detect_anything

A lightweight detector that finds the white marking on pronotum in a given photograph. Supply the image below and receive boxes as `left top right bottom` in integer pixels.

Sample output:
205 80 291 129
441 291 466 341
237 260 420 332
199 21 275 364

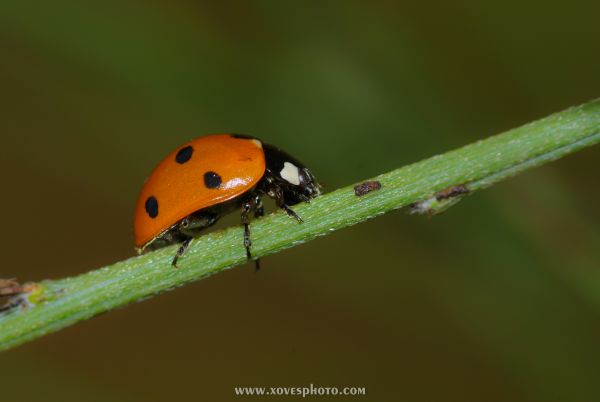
251 139 262 148
280 162 301 185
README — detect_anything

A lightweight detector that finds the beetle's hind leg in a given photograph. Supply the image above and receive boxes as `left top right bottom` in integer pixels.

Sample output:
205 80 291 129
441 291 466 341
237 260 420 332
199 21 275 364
241 193 263 270
171 212 218 267
172 237 192 267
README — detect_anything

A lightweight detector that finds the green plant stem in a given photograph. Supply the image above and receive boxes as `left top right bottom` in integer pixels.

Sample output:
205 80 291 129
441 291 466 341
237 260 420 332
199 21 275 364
1 99 600 351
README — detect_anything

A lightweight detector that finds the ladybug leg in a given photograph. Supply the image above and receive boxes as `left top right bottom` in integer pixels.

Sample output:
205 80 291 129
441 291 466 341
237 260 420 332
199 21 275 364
171 213 218 267
254 197 264 219
241 193 262 270
297 193 312 203
253 198 264 271
280 204 303 223
171 237 192 267
269 185 303 223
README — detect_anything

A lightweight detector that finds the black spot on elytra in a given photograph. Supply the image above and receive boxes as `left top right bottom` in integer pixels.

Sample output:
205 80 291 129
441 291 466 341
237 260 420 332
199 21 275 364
203 171 222 189
230 133 255 140
175 145 193 164
145 196 159 218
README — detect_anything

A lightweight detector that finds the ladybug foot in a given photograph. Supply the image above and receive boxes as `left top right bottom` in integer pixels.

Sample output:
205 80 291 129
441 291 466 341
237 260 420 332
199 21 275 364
171 237 192 267
281 204 303 223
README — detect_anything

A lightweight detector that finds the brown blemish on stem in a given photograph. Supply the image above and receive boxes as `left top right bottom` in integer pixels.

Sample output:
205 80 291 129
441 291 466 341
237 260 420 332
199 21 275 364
0 279 42 313
435 184 469 200
0 279 24 297
409 184 471 215
354 181 382 196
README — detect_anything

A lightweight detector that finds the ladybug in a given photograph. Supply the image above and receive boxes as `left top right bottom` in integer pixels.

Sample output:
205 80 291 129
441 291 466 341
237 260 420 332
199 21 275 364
134 134 321 267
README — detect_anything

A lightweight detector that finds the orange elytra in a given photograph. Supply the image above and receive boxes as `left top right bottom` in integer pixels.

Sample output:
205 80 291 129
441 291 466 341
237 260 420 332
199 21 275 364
133 133 321 267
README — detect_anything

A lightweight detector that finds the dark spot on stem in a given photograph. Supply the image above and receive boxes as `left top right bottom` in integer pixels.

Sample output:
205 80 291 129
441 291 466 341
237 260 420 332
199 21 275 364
435 184 469 200
354 181 382 196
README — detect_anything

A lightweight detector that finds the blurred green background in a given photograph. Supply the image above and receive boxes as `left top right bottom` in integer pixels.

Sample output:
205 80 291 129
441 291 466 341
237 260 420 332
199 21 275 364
2 1 600 401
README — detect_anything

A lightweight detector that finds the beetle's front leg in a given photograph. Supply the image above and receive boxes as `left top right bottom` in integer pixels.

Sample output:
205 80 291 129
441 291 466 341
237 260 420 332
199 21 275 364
266 184 303 223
